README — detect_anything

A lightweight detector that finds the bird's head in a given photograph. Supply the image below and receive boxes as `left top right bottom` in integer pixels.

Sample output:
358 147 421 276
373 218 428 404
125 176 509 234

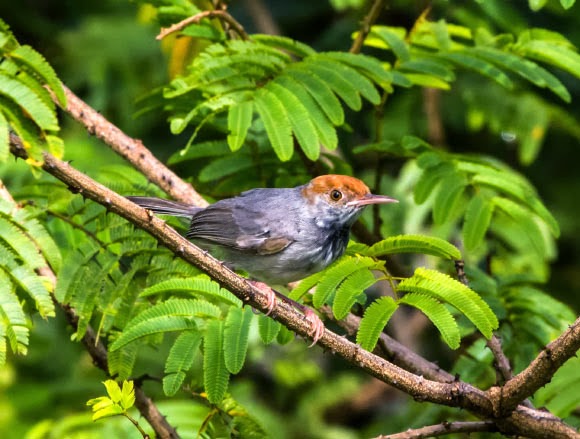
302 174 398 228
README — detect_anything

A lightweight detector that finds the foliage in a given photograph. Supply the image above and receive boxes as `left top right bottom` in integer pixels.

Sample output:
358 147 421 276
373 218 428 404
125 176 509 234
0 19 64 164
0 0 579 438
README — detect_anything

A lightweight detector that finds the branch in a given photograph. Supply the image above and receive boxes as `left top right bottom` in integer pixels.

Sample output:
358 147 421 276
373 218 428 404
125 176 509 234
350 0 387 54
0 172 179 439
157 10 248 41
377 420 497 439
9 137 580 439
54 85 208 208
493 316 580 415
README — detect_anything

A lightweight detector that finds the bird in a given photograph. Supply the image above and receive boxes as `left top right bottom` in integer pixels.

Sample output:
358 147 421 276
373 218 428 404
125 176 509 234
128 174 397 344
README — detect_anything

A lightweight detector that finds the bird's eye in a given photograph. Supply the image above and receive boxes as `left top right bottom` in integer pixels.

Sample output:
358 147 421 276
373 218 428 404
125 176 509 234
330 189 343 201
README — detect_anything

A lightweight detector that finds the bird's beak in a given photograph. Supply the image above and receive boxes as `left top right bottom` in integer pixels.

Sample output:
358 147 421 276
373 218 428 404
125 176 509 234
347 194 399 207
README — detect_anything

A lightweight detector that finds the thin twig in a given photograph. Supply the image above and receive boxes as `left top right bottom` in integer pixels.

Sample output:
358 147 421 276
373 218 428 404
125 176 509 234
376 420 498 439
157 10 248 41
350 0 387 54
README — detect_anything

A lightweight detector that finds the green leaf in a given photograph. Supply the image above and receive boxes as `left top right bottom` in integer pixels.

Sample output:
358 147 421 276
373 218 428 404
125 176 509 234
463 193 494 251
560 0 575 9
320 52 393 89
518 40 580 80
254 88 293 161
372 28 410 61
224 307 253 374
399 293 460 349
432 172 467 224
311 57 381 104
470 46 570 102
313 256 379 308
333 268 376 320
227 101 253 151
0 72 58 131
399 58 455 81
10 45 66 106
471 172 559 237
103 380 123 403
285 68 344 126
140 277 241 307
397 268 498 338
299 61 363 110
120 381 135 410
204 319 229 404
356 296 398 351
0 216 45 270
12 265 54 318
163 331 202 396
258 314 281 344
431 19 452 51
252 34 316 57
289 270 325 301
414 162 455 204
438 52 513 88
492 197 547 255
274 75 338 150
111 315 197 351
168 140 231 164
267 82 320 160
366 234 461 260
529 0 548 10
198 154 255 182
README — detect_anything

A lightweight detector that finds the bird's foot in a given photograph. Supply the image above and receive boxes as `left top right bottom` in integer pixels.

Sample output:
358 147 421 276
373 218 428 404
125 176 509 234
248 280 276 315
247 281 325 346
302 307 325 347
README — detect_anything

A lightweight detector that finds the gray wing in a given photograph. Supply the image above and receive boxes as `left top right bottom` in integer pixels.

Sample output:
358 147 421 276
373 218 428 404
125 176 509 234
186 189 296 255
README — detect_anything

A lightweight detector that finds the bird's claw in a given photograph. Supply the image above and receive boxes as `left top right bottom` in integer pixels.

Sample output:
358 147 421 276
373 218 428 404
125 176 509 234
249 280 277 315
303 308 325 347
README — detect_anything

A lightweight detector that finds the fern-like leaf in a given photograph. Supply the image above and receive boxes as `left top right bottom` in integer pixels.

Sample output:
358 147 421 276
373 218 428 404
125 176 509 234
223 307 253 374
111 315 197 351
399 293 460 349
356 296 398 351
284 68 344 125
227 100 253 151
254 88 293 161
203 319 229 403
463 193 494 251
397 268 498 338
365 234 461 260
164 330 202 396
140 277 241 307
267 82 320 160
332 268 377 319
313 256 380 308
257 314 281 344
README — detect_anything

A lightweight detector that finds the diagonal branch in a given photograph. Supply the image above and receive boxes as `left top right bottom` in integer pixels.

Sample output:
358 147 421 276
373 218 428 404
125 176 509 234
54 85 208 208
8 135 580 439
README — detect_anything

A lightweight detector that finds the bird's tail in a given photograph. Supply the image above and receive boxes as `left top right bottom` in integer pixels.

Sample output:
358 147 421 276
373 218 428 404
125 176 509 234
127 196 201 218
